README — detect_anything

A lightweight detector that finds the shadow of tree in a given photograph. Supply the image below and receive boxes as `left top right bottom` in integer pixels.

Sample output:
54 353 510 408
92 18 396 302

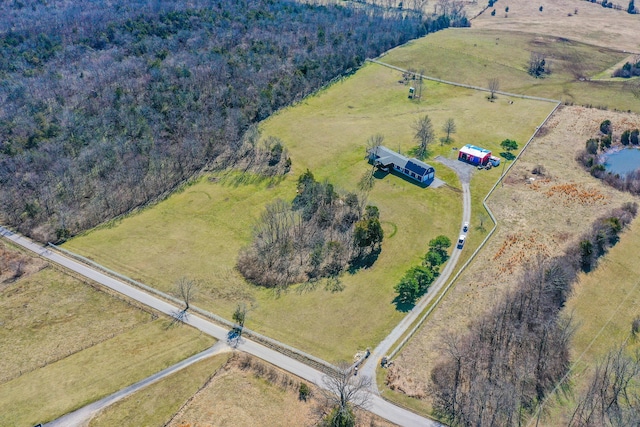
392 295 415 312
348 248 381 274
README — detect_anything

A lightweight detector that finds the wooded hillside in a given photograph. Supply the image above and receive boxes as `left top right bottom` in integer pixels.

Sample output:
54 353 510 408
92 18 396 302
0 0 428 242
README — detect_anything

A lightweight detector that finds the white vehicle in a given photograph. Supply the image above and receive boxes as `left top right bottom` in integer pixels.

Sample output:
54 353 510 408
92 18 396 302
463 222 469 232
457 235 466 249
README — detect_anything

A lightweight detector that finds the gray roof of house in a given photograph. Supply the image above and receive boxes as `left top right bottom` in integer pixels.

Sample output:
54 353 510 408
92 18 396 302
373 146 434 176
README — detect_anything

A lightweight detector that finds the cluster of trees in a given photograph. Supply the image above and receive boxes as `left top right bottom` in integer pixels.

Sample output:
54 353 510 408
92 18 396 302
0 0 431 242
235 127 291 177
577 123 640 194
394 235 451 306
430 203 637 426
584 0 634 11
613 57 640 78
237 171 383 288
528 52 550 78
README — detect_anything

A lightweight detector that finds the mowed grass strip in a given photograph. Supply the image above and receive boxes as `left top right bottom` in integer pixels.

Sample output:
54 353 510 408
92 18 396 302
0 319 214 427
382 28 638 112
63 63 552 362
0 267 151 383
89 353 231 427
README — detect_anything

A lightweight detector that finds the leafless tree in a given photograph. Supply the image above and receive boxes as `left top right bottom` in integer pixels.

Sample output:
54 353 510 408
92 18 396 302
488 77 500 100
412 115 435 159
170 277 197 325
442 118 456 144
176 276 197 311
569 345 640 427
321 362 371 426
365 134 384 157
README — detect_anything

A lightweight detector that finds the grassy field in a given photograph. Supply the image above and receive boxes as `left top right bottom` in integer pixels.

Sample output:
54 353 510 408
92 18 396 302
0 266 152 384
383 106 640 418
0 317 214 427
381 28 639 112
541 219 640 425
0 244 215 427
90 353 232 427
63 62 553 362
471 0 640 53
92 353 395 427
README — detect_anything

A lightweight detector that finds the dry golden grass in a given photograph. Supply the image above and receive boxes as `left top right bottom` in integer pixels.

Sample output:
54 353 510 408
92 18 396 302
0 261 152 384
90 353 233 427
0 318 214 427
472 0 640 53
97 353 397 427
0 240 46 289
384 106 640 406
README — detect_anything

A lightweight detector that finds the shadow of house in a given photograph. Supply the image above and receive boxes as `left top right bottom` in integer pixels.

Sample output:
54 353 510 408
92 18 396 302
368 145 435 186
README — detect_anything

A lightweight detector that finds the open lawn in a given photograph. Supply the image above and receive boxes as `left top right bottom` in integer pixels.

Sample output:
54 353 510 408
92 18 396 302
63 63 552 362
383 106 640 418
381 28 639 112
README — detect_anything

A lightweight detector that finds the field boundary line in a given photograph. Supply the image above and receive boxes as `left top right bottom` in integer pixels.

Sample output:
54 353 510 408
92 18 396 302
366 58 561 103
47 244 338 375
387 100 562 360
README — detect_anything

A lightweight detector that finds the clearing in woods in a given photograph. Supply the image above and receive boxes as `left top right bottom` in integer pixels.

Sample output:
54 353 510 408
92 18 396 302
382 106 640 423
0 243 214 427
63 62 553 362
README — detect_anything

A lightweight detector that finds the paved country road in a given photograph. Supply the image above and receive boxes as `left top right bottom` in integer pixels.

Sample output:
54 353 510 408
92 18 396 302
0 226 441 427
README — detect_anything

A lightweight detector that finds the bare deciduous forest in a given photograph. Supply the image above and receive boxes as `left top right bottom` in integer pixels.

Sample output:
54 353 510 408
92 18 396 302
0 0 434 242
429 203 638 427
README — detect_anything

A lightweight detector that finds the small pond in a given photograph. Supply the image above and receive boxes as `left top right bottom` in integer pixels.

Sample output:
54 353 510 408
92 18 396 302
603 148 640 176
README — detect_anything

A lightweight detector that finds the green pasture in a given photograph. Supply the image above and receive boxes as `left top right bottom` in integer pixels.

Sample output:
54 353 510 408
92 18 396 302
382 28 639 112
64 62 553 362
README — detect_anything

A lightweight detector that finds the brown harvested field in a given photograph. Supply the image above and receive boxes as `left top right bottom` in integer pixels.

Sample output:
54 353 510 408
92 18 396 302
472 0 640 52
384 105 640 406
141 354 397 427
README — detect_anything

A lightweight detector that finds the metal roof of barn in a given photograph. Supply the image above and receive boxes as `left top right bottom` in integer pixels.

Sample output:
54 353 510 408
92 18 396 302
459 144 491 158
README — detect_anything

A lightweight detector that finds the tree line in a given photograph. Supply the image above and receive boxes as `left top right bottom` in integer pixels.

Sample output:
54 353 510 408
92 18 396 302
612 57 640 78
237 170 383 288
0 0 433 242
429 202 637 426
